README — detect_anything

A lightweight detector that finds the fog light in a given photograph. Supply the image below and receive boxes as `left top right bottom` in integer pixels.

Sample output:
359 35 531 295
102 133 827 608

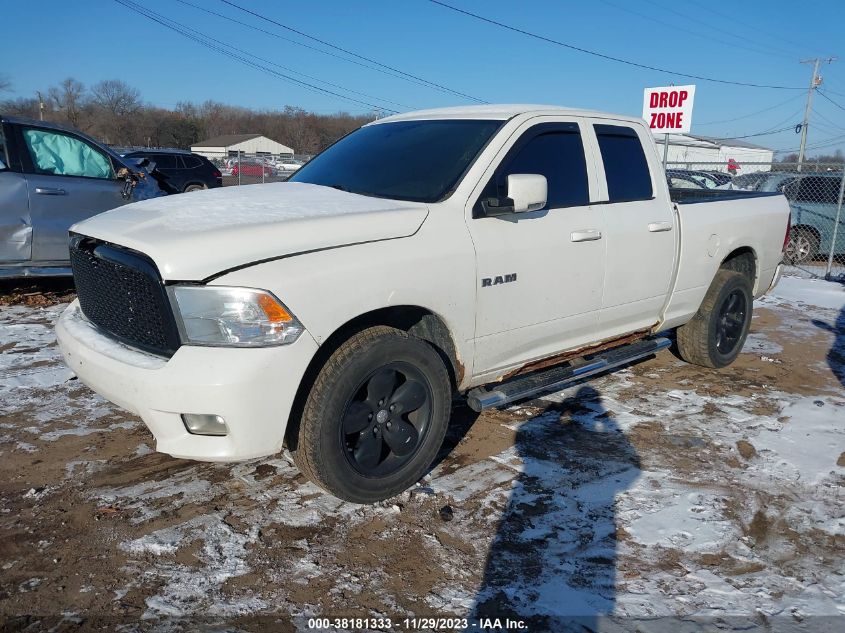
182 413 228 436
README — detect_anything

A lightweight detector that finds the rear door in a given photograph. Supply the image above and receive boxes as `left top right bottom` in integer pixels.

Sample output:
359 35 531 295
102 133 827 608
467 118 606 374
0 123 32 262
17 125 127 263
587 122 676 338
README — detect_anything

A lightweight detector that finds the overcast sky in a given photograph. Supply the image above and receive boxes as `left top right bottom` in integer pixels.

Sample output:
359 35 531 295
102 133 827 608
3 0 845 154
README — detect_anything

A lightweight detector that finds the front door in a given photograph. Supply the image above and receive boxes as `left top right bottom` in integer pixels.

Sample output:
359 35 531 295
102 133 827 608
467 119 606 375
18 125 127 263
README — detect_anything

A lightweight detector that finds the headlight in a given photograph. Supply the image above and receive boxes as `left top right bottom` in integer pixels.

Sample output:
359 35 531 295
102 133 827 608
168 286 304 347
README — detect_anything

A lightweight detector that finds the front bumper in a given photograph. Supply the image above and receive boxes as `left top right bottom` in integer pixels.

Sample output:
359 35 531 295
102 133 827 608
55 300 319 461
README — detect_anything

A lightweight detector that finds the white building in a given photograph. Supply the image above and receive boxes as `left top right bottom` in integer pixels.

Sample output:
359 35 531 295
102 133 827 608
191 134 294 160
653 134 774 173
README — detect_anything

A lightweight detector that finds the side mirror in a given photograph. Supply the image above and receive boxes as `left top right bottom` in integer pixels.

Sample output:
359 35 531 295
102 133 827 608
481 173 547 216
507 174 547 212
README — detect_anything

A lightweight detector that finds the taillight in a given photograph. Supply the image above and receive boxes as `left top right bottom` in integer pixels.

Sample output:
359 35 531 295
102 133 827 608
212 169 221 178
782 214 792 252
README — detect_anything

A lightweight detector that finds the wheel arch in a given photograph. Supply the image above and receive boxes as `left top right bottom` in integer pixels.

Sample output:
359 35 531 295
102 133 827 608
720 246 758 291
182 181 207 192
284 305 463 450
791 223 821 239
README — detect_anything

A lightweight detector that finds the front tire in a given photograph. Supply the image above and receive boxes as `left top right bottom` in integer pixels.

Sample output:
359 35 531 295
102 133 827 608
291 326 451 503
676 269 753 368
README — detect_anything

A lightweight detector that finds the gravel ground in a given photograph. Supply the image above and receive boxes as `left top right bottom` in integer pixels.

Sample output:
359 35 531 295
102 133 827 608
0 277 843 632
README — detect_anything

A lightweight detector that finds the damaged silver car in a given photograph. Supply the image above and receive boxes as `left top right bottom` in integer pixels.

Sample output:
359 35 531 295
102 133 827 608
0 115 169 277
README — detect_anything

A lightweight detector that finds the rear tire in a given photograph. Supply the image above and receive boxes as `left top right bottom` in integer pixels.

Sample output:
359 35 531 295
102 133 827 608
291 326 451 504
184 183 205 193
784 226 820 264
676 269 753 368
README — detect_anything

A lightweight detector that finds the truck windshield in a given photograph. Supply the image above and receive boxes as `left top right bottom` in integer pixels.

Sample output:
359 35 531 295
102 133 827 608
289 119 503 203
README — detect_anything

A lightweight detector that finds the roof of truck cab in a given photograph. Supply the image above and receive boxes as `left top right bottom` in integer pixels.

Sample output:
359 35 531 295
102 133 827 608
372 104 644 124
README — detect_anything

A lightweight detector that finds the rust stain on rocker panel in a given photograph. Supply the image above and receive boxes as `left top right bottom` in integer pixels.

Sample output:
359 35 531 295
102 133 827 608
501 326 656 381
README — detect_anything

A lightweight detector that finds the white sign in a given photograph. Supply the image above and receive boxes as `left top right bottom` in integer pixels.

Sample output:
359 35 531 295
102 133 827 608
643 85 696 134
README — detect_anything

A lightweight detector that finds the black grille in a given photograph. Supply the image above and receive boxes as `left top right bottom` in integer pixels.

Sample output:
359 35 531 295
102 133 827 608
69 235 181 357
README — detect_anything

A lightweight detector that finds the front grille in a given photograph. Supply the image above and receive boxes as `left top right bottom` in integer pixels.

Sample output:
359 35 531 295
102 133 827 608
69 235 181 357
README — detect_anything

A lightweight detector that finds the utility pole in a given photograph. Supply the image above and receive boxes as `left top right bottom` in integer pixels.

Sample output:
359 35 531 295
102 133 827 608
798 57 836 172
35 90 44 120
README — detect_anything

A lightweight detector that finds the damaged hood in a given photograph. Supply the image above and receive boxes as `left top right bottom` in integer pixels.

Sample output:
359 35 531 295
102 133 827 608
71 182 429 280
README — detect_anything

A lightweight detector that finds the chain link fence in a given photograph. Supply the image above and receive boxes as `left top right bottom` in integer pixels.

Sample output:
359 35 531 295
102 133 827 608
193 150 314 187
666 161 845 281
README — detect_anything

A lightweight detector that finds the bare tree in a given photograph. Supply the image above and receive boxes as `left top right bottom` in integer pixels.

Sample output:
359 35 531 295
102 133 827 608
48 78 86 127
0 75 10 93
90 79 141 117
89 79 142 144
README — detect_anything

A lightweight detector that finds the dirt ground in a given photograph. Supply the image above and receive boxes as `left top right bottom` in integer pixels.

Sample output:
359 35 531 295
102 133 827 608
0 278 843 632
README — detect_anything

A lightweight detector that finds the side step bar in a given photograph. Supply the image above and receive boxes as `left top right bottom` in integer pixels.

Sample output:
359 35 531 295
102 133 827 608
466 337 671 412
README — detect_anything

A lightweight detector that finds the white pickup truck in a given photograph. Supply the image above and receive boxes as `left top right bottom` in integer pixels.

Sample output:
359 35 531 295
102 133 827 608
56 105 790 503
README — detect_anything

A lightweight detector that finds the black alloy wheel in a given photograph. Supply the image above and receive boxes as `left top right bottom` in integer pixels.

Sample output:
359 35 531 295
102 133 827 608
341 363 432 477
715 289 748 355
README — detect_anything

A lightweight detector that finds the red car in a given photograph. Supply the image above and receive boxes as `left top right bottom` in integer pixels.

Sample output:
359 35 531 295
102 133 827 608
231 161 274 177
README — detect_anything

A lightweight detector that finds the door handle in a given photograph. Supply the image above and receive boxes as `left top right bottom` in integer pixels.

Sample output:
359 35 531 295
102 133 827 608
648 221 673 232
570 229 602 242
35 187 67 196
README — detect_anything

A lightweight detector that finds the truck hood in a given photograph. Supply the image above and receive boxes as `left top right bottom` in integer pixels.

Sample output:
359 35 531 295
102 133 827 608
71 182 429 280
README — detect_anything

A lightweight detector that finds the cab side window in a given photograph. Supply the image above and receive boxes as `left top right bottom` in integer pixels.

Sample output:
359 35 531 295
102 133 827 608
594 124 653 202
22 128 114 179
475 123 589 215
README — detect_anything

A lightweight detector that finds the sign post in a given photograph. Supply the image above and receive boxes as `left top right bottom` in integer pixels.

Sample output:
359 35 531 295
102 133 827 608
643 85 696 170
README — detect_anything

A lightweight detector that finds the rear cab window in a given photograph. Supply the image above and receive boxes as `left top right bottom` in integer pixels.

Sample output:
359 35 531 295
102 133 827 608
594 124 653 202
474 122 590 215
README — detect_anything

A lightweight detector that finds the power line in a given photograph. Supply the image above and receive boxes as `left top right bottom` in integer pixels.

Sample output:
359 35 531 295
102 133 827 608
428 0 804 90
601 0 793 61
817 89 845 114
218 0 486 104
642 0 797 60
713 126 794 140
696 94 804 126
113 0 403 113
813 108 845 133
686 0 811 58
173 0 473 103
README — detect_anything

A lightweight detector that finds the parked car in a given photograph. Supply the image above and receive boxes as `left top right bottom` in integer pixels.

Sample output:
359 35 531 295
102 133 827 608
275 159 303 172
735 171 799 193
697 170 734 187
230 160 274 178
781 173 845 263
123 149 222 193
732 171 773 191
0 115 168 277
666 169 707 189
56 105 790 503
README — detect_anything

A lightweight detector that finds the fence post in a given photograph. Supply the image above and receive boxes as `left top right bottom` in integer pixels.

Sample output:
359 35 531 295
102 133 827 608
824 169 845 280
237 150 241 186
262 155 265 184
